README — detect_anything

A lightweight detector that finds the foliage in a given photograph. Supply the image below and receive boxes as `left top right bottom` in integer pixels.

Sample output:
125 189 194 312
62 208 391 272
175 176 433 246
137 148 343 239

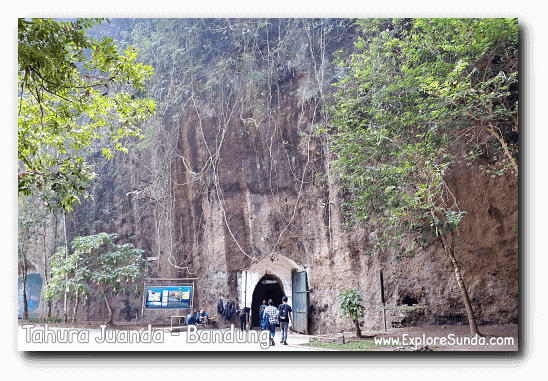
338 289 365 323
42 246 90 302
328 18 518 256
18 18 156 212
304 337 396 351
24 316 65 324
43 233 148 304
18 194 50 273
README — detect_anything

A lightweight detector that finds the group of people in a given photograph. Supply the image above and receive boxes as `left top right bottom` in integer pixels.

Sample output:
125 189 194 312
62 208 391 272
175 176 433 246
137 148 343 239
184 310 209 325
191 297 293 347
259 296 293 346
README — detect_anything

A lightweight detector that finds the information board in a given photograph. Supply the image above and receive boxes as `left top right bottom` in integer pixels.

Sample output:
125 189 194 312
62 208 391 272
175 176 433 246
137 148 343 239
145 285 192 309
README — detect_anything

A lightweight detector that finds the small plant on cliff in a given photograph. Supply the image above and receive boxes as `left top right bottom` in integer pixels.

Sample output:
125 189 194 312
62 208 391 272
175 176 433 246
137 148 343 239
43 233 148 325
339 289 366 338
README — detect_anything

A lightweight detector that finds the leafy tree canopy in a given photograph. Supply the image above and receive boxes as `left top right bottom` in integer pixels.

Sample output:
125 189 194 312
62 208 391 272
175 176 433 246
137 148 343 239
328 18 518 256
43 232 148 303
18 18 156 211
327 18 517 337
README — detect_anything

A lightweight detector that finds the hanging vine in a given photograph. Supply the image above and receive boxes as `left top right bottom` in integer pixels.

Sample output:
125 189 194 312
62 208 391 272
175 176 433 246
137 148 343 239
120 18 352 273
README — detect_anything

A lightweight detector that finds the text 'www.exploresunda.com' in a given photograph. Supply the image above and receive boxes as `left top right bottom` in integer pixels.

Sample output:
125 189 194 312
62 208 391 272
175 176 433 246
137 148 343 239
374 333 514 347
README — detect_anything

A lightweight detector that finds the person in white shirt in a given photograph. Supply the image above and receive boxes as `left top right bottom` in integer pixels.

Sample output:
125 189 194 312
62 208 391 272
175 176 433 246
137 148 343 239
264 299 279 346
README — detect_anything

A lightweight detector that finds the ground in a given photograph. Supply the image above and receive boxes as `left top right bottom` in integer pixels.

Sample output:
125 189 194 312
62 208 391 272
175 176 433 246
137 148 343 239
17 321 518 352
306 324 519 351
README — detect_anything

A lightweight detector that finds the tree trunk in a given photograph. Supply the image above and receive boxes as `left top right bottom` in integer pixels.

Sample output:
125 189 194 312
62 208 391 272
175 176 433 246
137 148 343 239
73 295 79 322
104 296 114 326
353 319 362 338
63 213 68 323
43 232 50 319
72 260 79 322
444 241 483 337
20 258 28 320
48 211 60 320
487 126 518 174
63 289 67 323
21 274 28 320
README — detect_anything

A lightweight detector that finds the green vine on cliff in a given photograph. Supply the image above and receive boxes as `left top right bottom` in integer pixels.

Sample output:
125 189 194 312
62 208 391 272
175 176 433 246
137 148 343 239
121 18 348 267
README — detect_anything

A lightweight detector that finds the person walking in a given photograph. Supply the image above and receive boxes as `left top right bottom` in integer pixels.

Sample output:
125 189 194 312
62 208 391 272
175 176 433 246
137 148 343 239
264 299 279 346
239 305 250 331
278 296 293 345
259 300 268 331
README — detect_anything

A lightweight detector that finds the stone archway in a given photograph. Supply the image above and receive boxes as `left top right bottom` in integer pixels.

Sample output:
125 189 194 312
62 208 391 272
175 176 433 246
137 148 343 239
238 254 304 327
250 274 285 327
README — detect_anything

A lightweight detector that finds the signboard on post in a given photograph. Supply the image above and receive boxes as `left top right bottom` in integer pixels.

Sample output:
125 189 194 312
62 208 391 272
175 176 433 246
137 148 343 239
145 285 193 310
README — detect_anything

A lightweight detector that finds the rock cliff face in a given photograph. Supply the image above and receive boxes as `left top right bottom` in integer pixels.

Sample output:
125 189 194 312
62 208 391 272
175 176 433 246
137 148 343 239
27 18 518 333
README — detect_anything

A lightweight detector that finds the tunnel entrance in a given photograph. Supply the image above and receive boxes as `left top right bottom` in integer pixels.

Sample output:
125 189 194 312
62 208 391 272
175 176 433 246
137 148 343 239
402 295 418 306
18 273 43 319
251 274 285 327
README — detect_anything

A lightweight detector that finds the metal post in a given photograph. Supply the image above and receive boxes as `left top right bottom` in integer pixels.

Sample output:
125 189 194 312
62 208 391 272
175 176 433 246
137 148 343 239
140 283 146 326
191 279 194 312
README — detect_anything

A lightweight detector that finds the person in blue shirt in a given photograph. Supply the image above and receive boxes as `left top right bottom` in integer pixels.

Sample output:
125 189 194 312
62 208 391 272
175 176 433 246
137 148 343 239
259 300 268 330
184 311 195 325
198 310 209 325
278 296 293 345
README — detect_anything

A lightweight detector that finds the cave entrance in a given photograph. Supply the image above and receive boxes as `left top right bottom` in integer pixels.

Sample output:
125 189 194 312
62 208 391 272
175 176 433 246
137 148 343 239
18 273 43 319
251 274 285 327
402 295 418 306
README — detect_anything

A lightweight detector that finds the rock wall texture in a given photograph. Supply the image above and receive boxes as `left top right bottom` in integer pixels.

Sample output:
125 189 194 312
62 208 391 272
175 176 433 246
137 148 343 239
24 18 518 334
